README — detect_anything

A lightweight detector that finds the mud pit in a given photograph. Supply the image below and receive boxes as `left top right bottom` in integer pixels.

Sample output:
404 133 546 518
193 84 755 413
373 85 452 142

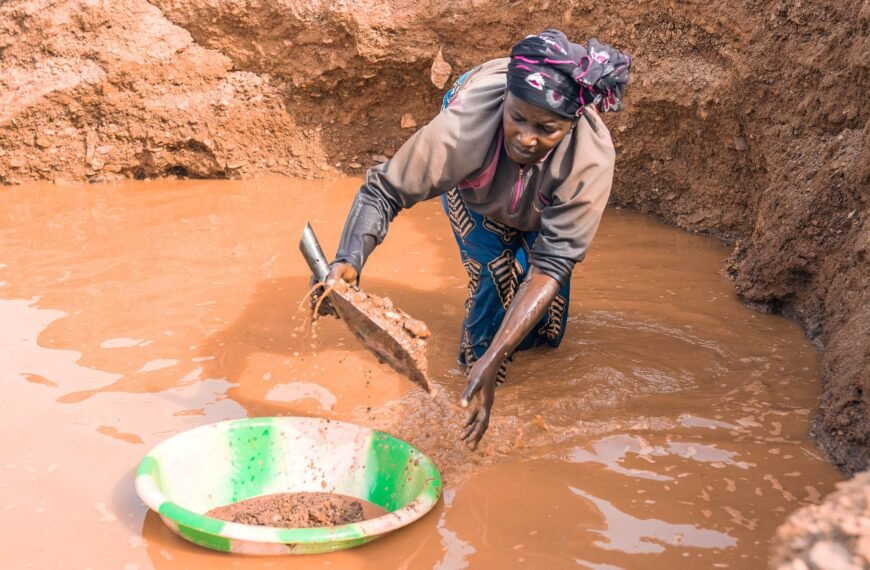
205 492 371 528
0 178 848 568
2 0 865 478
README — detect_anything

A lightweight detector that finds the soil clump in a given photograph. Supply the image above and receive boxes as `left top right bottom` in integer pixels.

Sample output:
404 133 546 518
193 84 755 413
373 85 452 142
205 492 366 529
771 472 870 570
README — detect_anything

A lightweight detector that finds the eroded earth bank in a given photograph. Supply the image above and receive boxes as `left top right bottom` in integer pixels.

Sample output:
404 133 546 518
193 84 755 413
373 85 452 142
1 0 868 566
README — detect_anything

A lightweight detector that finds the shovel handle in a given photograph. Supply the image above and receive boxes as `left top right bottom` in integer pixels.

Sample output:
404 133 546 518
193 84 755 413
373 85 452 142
299 223 331 282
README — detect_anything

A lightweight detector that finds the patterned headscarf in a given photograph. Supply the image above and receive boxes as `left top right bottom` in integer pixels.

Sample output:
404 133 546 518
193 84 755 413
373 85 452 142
507 29 632 119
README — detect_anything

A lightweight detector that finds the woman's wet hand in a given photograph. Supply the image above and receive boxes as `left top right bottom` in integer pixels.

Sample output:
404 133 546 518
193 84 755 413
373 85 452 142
326 262 359 286
310 262 359 317
459 357 499 450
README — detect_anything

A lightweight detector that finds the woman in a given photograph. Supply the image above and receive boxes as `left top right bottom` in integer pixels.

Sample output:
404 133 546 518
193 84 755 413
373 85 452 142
320 29 631 449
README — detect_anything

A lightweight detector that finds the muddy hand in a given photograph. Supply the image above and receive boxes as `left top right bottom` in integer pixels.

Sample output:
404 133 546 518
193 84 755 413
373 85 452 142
310 262 359 317
460 357 499 450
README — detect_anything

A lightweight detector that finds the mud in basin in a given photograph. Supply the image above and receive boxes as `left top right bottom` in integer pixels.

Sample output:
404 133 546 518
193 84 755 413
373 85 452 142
205 492 387 528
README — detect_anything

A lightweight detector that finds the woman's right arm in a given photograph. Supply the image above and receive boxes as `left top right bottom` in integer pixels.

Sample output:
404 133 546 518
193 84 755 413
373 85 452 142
330 77 506 277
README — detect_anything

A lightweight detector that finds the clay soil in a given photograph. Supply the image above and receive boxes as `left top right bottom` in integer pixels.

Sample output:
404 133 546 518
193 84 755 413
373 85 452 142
205 492 366 528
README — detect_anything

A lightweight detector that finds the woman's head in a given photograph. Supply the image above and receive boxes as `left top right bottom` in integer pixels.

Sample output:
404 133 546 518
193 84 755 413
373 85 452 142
503 30 632 163
502 92 574 164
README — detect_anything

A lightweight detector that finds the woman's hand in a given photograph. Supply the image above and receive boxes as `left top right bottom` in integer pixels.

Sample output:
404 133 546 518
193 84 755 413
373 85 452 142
456 267 561 451
326 262 359 285
459 355 500 450
311 262 359 317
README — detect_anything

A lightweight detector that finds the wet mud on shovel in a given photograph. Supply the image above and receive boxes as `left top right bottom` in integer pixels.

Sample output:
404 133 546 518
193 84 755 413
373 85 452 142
300 223 432 393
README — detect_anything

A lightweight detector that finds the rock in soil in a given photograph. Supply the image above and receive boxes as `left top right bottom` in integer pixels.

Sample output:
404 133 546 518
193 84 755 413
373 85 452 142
771 471 870 570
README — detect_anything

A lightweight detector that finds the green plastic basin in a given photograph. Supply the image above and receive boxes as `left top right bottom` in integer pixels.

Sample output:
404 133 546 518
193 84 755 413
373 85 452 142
135 417 442 555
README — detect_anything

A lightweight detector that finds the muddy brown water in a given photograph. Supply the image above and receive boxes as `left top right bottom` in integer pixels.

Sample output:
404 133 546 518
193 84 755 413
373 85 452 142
0 177 843 569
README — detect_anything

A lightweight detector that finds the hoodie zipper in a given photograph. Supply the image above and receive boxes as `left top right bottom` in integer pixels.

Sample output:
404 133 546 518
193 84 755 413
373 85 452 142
510 165 525 214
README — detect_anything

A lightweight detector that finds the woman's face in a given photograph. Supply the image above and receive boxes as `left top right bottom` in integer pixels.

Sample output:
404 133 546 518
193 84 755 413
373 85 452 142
502 92 575 165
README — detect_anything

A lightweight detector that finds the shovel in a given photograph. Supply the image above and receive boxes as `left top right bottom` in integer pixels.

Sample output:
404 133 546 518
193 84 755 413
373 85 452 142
299 223 431 393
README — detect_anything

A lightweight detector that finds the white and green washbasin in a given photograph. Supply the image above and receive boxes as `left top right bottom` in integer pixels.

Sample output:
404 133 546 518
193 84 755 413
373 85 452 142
135 417 442 555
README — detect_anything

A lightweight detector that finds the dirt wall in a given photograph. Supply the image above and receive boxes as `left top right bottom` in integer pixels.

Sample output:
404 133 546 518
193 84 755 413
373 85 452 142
1 0 867 477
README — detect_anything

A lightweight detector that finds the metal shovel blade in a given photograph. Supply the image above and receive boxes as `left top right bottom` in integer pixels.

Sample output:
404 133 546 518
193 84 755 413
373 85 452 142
299 223 431 393
329 291 430 392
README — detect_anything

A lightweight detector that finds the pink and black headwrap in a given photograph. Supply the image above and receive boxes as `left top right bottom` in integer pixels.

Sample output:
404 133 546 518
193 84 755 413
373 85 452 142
507 29 632 119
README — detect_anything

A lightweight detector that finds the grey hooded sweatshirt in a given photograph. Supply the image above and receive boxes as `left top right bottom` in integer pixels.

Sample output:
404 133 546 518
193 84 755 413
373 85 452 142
334 58 616 285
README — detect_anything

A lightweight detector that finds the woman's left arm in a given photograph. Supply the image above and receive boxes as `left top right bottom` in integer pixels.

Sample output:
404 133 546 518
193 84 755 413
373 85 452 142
460 266 560 449
460 110 617 450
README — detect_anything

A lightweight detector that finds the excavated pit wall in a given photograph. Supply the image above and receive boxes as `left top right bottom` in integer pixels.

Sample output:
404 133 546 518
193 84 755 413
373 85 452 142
1 0 868 559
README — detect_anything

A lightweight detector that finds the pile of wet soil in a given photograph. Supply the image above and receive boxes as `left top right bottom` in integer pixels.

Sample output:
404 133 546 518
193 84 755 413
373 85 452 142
205 492 365 528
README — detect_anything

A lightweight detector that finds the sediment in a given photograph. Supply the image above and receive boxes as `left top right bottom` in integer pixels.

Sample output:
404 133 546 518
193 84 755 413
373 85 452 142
205 492 366 528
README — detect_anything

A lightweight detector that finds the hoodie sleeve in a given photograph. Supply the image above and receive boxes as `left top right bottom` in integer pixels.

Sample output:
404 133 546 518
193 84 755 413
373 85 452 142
528 109 615 285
